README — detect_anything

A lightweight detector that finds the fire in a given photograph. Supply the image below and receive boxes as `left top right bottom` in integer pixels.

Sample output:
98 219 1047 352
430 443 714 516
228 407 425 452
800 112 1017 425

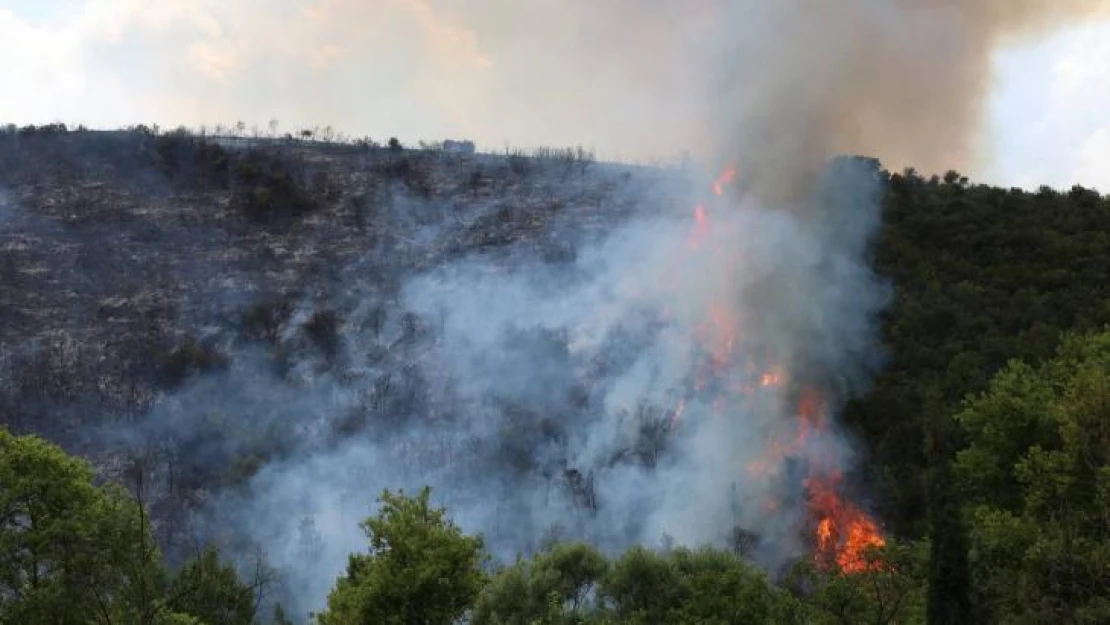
673 162 886 575
712 164 738 196
817 518 833 543
807 474 886 573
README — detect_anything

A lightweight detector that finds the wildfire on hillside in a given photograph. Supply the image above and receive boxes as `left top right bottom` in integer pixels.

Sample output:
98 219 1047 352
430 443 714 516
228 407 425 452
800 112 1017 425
670 162 886 574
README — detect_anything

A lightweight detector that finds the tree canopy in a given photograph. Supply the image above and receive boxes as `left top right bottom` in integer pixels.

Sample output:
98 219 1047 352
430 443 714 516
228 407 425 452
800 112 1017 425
314 487 486 625
954 331 1110 623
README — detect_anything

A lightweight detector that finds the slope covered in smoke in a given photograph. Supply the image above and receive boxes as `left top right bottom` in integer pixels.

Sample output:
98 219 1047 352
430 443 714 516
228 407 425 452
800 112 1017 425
0 126 891 618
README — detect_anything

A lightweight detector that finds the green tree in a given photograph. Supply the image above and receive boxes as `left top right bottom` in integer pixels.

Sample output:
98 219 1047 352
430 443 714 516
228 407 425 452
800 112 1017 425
955 331 1110 623
600 545 804 625
923 386 972 625
788 540 926 625
314 486 486 625
924 462 971 625
472 541 608 624
0 428 183 624
166 546 258 625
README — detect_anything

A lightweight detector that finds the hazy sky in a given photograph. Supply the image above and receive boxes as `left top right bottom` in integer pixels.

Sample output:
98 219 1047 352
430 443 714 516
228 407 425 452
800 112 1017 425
1 0 1108 191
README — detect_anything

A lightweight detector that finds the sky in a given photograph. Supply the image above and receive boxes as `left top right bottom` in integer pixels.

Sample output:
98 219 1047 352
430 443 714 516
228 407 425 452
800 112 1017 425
1 0 1108 191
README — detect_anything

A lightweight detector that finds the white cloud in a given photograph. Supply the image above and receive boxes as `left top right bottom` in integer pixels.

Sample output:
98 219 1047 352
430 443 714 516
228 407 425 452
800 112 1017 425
987 17 1110 190
0 0 496 140
1074 126 1110 191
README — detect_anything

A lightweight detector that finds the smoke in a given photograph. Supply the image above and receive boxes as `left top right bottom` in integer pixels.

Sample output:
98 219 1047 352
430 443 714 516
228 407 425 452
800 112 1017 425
10 1 1107 171
122 153 884 621
702 0 1110 200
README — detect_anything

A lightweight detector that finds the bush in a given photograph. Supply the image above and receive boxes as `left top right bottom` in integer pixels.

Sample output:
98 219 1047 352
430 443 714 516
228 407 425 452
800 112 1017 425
153 130 231 188
157 336 229 389
231 150 319 223
374 153 434 198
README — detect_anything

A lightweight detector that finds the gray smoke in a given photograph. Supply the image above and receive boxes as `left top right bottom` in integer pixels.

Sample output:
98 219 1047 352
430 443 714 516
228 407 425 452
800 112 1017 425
704 0 1110 201
148 155 885 620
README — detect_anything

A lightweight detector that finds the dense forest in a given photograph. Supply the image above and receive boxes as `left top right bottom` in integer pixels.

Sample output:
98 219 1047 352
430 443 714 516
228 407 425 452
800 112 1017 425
1 124 1109 623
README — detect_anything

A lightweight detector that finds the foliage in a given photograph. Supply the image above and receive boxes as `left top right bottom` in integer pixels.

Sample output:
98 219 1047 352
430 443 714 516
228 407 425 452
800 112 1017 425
788 540 927 625
600 546 807 625
953 331 1110 623
314 487 487 625
923 385 973 625
845 170 1110 538
232 150 321 223
924 461 971 625
0 427 169 624
166 546 258 625
153 128 232 187
472 541 609 624
157 334 231 389
374 152 435 198
474 542 806 625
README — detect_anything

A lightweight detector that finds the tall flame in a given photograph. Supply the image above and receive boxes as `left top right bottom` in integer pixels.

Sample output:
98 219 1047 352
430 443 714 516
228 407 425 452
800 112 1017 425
676 163 885 574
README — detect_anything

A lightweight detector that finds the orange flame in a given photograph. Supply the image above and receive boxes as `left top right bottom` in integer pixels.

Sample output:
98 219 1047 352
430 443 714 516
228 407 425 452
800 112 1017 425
673 162 885 574
806 473 886 573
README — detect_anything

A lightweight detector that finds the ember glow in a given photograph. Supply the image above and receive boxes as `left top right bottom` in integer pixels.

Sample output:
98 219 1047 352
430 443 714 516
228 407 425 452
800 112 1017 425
675 163 887 574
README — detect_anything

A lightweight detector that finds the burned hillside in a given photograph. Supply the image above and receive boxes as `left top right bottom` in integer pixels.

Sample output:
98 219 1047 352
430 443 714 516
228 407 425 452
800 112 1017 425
0 126 690 588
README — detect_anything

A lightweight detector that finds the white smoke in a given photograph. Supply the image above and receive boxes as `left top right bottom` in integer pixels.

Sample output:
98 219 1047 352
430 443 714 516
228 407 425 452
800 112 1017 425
150 154 886 619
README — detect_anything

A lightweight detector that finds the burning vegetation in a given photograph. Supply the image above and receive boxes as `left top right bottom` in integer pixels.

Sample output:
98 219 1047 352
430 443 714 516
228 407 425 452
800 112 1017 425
672 162 888 575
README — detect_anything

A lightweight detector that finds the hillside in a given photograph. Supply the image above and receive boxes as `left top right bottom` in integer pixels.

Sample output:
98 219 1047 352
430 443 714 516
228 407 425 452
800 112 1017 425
2 124 1110 624
1 125 673 437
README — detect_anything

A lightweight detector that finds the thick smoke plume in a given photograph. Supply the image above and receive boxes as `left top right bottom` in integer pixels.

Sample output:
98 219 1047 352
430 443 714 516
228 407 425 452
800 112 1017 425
701 0 1110 200
423 0 1109 181
167 156 887 620
12 1 1106 172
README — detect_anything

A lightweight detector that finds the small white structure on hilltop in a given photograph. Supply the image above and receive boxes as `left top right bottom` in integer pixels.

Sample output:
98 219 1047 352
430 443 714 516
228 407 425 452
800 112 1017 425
442 139 476 155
